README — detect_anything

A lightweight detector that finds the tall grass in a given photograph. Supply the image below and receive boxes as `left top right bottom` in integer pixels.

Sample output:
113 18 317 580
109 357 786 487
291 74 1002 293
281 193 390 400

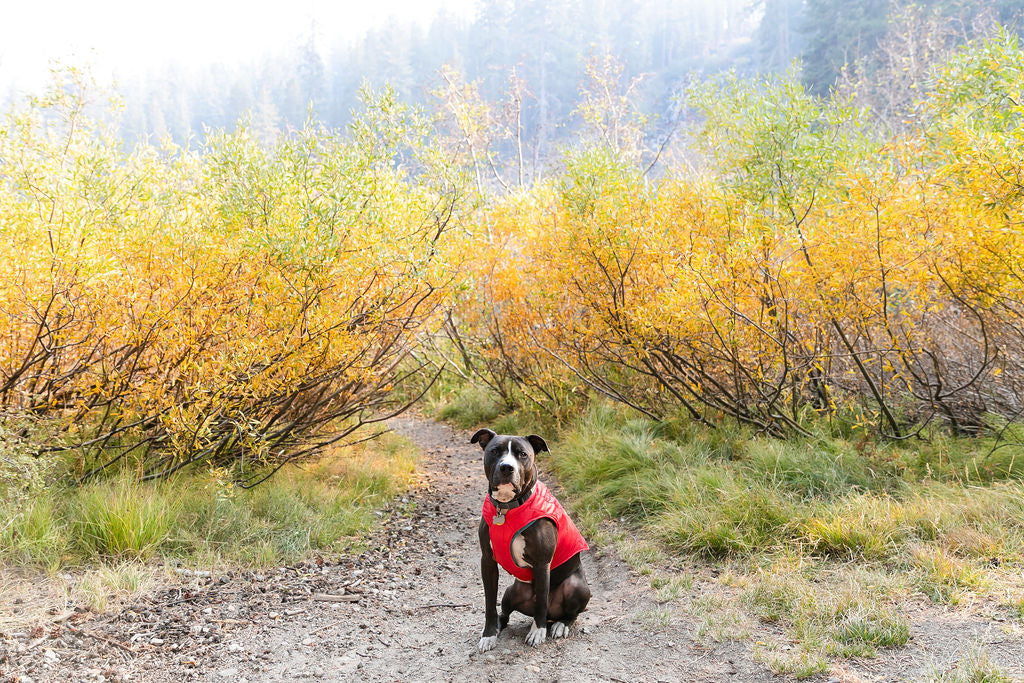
543 402 1024 569
0 433 416 570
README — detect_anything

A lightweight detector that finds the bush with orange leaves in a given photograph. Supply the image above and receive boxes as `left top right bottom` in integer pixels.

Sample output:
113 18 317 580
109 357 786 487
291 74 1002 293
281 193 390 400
450 32 1024 438
0 76 459 485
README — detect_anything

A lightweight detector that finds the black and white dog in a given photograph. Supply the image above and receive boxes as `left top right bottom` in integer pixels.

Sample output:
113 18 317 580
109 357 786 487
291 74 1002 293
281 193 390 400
471 428 591 651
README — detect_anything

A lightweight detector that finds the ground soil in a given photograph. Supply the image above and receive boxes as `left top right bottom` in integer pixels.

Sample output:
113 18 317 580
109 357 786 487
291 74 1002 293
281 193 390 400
2 416 1023 682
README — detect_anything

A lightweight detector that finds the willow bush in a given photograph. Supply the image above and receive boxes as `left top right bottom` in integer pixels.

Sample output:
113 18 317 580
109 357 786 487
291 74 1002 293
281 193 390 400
0 74 460 486
449 32 1024 438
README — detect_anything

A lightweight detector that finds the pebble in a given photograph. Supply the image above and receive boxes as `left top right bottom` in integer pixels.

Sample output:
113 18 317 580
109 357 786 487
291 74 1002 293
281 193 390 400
218 668 239 677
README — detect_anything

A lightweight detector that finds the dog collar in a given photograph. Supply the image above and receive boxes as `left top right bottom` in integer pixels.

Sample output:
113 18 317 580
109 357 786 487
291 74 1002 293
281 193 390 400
488 478 536 512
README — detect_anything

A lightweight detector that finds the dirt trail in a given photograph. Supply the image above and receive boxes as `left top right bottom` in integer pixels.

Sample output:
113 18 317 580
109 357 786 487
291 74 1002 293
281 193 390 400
5 416 1023 682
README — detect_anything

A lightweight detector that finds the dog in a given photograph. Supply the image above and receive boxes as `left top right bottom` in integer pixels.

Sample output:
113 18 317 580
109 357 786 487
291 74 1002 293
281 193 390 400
471 428 591 651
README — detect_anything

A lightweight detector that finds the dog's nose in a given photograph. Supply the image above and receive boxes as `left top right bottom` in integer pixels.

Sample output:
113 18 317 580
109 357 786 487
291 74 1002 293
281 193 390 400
499 463 514 475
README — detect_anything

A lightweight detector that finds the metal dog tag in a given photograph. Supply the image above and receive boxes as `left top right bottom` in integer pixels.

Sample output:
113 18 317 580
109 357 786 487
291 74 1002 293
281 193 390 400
492 513 505 525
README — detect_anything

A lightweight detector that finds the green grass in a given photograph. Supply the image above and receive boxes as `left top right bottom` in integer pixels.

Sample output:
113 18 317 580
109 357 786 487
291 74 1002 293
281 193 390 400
74 480 175 558
0 432 417 570
434 383 506 429
545 402 1024 570
423 368 562 434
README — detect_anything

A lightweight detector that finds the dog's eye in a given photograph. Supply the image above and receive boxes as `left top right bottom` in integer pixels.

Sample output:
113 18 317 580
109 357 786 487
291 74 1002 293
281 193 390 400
515 451 526 459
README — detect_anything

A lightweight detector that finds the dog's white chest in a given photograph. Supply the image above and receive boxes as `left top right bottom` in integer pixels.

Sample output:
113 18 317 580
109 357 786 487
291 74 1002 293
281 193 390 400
511 533 531 568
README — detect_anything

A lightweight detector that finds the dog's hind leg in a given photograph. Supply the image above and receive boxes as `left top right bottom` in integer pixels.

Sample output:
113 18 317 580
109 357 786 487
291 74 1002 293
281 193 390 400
547 569 591 639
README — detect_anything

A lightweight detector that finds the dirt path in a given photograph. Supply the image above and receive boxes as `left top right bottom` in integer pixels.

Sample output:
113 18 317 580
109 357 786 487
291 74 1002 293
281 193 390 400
5 416 1023 682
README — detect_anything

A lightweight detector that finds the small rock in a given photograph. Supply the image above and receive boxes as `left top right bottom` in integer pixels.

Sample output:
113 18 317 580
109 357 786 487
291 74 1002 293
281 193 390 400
150 638 164 646
218 668 238 678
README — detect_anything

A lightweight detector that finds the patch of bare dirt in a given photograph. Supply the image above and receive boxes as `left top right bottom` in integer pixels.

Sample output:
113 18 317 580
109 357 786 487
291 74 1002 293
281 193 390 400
2 415 1024 682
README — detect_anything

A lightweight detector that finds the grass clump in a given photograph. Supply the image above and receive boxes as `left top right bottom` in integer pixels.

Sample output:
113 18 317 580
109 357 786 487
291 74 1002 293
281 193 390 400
76 563 154 612
760 650 829 679
74 481 175 558
740 568 910 664
434 383 506 429
691 593 754 643
913 546 986 604
1 497 68 569
743 573 801 623
928 644 1014 682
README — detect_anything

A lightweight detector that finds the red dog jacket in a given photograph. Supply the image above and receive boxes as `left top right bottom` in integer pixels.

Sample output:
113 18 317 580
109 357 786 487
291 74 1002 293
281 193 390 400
482 480 589 582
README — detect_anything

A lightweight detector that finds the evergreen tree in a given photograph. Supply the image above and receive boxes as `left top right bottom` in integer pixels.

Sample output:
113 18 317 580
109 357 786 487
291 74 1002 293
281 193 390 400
800 0 890 96
756 0 805 73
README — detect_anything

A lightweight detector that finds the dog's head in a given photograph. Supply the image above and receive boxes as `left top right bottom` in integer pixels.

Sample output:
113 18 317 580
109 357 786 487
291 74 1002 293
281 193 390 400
470 428 548 503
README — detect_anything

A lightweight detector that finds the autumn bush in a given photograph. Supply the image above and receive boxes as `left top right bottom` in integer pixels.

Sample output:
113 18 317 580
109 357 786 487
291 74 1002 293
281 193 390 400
0 72 458 486
447 32 1024 439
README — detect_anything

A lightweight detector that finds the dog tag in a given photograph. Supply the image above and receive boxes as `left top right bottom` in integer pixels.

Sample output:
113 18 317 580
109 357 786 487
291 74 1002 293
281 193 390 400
492 513 505 525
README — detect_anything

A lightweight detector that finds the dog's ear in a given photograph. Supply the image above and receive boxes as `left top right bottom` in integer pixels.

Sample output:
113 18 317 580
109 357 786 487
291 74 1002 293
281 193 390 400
526 434 548 454
470 428 496 449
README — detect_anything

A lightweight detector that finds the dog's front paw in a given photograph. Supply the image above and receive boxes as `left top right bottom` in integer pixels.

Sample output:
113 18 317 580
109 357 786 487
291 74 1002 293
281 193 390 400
525 622 546 647
549 621 570 639
478 634 498 652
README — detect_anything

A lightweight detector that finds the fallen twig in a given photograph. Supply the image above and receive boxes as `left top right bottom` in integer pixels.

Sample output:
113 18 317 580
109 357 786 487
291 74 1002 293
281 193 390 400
308 619 347 635
69 627 138 654
404 602 470 611
311 593 360 603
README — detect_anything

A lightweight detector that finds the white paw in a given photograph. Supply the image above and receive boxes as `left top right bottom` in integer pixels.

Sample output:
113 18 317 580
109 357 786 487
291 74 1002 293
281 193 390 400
549 621 569 639
478 635 497 652
525 622 546 647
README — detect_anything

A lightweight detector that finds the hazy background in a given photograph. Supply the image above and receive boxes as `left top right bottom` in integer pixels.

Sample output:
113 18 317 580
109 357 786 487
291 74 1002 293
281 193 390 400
4 0 1021 159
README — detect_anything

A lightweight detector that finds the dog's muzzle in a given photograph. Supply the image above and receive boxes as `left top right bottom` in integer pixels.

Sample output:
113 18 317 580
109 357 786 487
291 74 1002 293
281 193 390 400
490 452 522 502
